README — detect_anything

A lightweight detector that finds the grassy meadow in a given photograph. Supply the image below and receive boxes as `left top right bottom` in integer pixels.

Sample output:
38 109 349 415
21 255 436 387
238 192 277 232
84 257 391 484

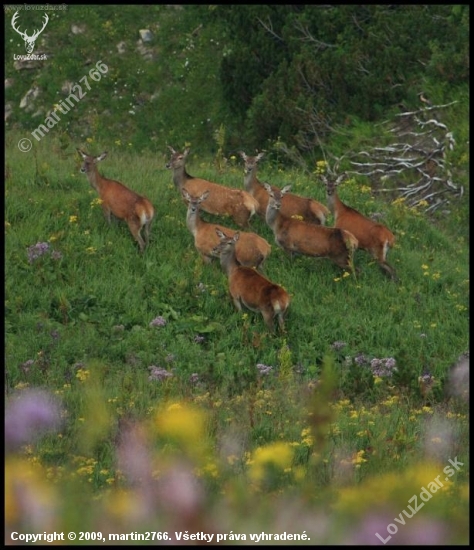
5 131 469 544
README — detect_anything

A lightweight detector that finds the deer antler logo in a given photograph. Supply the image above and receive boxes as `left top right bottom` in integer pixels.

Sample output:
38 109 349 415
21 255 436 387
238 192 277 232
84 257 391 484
11 10 49 54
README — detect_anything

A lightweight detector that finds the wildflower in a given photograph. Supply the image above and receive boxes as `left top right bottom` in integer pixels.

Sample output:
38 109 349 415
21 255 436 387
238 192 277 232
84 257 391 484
354 353 368 366
301 427 314 446
5 389 62 451
352 450 368 466
148 366 173 382
189 373 199 384
418 370 435 397
256 363 273 376
75 369 90 382
331 341 347 351
51 250 63 260
20 359 35 374
165 353 175 363
149 316 167 327
248 442 294 482
370 357 397 377
26 242 50 263
69 215 78 223
156 402 208 459
194 335 205 344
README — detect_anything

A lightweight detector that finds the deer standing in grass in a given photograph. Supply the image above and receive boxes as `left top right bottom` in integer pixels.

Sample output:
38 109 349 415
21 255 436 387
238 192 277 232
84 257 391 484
166 147 259 228
321 174 398 281
213 229 290 333
182 189 271 271
77 149 155 253
239 151 329 224
264 183 358 271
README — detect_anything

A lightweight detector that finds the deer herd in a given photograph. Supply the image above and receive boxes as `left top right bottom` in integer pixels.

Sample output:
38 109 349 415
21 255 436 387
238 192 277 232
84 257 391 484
77 146 398 333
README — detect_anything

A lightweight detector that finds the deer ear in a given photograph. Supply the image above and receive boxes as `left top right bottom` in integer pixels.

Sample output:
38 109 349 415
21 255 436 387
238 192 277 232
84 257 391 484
281 184 292 194
96 152 108 162
234 232 240 243
215 228 225 239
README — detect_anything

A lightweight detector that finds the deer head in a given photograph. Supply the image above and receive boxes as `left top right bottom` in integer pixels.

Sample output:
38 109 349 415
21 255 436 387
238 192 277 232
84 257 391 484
12 11 49 54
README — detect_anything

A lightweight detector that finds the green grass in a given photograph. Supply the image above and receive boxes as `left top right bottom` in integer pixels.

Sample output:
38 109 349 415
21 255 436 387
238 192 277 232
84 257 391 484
5 132 469 543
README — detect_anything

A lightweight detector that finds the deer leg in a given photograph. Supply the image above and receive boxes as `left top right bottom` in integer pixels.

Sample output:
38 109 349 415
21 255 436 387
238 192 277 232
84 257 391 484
102 205 112 224
127 218 146 253
232 296 243 312
261 308 275 333
144 218 153 246
380 261 399 282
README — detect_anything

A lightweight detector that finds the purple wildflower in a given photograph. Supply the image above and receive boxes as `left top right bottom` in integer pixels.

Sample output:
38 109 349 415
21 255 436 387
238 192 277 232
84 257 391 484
20 359 35 374
354 353 368 366
51 250 63 260
5 388 62 451
256 363 273 376
148 365 173 382
194 335 205 344
27 242 50 263
331 341 347 351
371 357 397 377
371 358 382 370
149 316 167 328
189 373 199 384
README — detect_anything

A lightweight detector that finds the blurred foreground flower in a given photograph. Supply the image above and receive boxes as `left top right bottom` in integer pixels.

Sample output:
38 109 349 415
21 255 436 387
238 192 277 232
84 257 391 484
5 388 62 451
447 353 469 402
247 442 294 483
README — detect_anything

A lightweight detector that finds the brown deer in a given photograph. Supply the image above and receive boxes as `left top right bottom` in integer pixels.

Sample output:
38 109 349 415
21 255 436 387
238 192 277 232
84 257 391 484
213 229 290 333
239 151 329 224
77 149 155 253
166 147 259 228
321 174 398 281
264 183 358 271
182 189 271 271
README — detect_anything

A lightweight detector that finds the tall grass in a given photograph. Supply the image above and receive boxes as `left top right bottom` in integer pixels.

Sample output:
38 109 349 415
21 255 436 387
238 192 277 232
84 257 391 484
5 132 469 544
